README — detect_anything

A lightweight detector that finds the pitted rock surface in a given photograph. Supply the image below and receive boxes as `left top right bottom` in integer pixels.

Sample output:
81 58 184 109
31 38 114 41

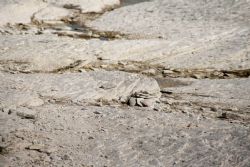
0 0 250 167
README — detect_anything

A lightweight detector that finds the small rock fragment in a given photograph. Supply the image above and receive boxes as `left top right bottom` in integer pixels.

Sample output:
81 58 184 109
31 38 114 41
210 106 218 112
100 64 108 68
40 146 57 154
192 74 203 79
128 97 136 106
142 69 156 75
228 106 239 111
93 111 101 115
118 61 127 66
163 70 174 74
213 71 224 77
218 112 228 119
99 83 116 90
136 98 144 107
78 69 86 73
16 108 37 119
153 105 161 111
26 144 44 151
26 144 56 154
62 154 72 160
119 96 128 103
141 99 155 108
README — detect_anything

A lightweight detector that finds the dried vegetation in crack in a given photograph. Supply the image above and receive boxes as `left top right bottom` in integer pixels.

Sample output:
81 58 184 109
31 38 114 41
1 59 250 80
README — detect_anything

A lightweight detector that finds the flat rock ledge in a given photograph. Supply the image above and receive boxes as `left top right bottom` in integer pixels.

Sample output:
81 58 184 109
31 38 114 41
0 71 161 108
0 0 120 26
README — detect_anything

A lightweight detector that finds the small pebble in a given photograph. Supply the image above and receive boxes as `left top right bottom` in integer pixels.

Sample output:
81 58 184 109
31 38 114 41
128 97 136 106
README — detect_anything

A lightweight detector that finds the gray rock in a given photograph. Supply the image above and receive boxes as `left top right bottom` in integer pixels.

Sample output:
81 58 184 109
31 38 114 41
16 108 37 119
33 5 73 24
99 83 116 90
0 0 120 26
142 69 156 75
210 106 219 112
128 97 136 106
162 78 250 109
26 144 44 151
136 98 144 107
163 70 174 74
89 0 250 70
141 99 155 108
0 71 161 107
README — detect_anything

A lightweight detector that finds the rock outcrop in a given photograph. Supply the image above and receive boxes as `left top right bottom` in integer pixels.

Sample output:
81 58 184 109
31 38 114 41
0 0 250 167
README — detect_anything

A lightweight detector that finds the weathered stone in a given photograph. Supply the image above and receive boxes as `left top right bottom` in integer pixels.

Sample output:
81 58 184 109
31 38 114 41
191 74 204 79
89 0 250 70
163 70 174 74
128 97 136 107
0 0 120 26
99 83 116 90
141 99 155 108
0 71 161 107
16 108 37 119
136 98 144 107
26 144 44 151
0 0 47 26
33 5 73 24
162 78 250 109
0 1 250 167
142 69 156 75
210 106 219 112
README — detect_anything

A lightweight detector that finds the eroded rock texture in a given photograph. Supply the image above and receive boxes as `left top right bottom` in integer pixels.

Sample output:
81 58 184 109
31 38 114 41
0 0 250 167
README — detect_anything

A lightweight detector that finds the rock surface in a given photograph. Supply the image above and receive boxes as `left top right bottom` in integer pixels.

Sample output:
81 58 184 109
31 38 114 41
0 0 47 26
1 104 250 167
16 108 37 119
0 0 120 26
162 78 250 108
0 71 161 107
89 0 250 70
0 0 250 167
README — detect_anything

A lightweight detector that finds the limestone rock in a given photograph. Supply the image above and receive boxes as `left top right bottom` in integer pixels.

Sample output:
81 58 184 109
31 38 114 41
141 99 156 108
46 0 120 13
128 97 136 106
0 0 120 26
33 5 73 24
142 69 156 75
162 78 250 109
89 0 250 70
0 71 161 106
0 0 47 26
16 108 37 119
